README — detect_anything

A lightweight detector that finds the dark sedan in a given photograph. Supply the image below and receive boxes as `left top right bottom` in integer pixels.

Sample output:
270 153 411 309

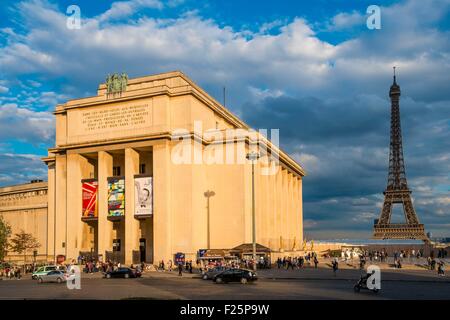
213 268 258 284
202 266 226 280
104 267 141 279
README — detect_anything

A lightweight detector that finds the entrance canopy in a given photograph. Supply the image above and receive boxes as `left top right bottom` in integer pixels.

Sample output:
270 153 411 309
230 243 271 256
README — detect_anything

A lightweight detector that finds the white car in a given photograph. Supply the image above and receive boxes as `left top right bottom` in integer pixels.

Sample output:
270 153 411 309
37 270 69 284
32 265 57 280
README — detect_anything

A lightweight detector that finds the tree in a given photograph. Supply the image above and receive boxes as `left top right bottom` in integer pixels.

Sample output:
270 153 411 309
0 215 12 262
8 230 40 265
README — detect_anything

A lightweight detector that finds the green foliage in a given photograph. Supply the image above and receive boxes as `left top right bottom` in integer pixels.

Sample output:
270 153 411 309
0 215 12 261
8 230 40 263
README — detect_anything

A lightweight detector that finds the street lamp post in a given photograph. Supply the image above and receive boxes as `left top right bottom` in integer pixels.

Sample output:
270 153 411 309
204 190 215 250
246 151 260 271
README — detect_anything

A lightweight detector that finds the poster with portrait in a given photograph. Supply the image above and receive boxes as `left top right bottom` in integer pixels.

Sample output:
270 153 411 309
82 180 98 218
134 177 153 216
108 178 125 217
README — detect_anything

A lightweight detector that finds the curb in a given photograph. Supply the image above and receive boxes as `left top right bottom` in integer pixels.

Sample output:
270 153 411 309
260 277 450 283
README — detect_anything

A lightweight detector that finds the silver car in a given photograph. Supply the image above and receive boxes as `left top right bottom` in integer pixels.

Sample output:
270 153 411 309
37 270 68 284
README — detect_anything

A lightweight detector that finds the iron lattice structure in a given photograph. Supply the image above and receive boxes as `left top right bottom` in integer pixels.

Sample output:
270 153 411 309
373 72 428 241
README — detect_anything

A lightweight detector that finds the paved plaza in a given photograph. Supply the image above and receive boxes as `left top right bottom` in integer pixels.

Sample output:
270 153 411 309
0 262 449 300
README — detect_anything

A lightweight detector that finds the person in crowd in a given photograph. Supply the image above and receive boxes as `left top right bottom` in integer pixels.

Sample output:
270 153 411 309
359 255 366 270
276 258 282 269
332 258 338 276
431 258 436 271
178 263 183 276
299 256 304 268
437 260 445 276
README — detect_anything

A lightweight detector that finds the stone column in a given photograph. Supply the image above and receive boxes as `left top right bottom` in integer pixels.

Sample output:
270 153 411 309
54 154 67 259
293 177 300 250
243 151 253 244
98 151 113 262
287 172 293 250
153 141 172 263
275 166 282 251
124 148 140 265
298 177 303 245
66 153 82 262
46 161 56 262
268 160 276 249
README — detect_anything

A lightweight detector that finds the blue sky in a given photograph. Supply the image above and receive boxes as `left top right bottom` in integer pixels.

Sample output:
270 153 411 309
0 0 449 239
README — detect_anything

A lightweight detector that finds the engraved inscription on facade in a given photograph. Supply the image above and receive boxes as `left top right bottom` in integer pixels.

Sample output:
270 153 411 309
81 104 150 132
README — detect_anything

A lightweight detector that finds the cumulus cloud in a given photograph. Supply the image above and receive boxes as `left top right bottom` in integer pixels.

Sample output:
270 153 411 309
0 153 47 186
97 0 164 22
326 11 365 31
0 103 54 143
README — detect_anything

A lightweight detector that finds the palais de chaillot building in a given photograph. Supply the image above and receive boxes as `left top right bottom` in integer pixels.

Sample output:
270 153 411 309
1 71 305 265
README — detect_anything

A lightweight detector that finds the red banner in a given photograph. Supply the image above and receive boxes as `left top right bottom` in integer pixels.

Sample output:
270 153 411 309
82 180 98 218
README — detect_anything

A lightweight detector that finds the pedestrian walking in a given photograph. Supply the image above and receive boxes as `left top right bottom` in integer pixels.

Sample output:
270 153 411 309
332 258 338 276
178 263 183 276
313 256 319 268
437 261 445 276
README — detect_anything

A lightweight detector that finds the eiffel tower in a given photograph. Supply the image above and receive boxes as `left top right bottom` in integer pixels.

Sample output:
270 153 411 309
373 68 428 241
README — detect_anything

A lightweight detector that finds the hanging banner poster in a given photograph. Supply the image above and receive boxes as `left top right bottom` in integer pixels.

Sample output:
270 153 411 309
134 177 153 216
82 180 98 218
108 178 125 217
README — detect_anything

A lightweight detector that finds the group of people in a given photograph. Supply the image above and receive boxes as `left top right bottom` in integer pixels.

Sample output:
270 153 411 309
276 252 319 270
427 256 446 275
157 260 194 275
0 266 22 279
66 258 144 274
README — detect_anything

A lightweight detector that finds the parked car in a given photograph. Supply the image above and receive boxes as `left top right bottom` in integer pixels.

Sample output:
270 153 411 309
213 268 258 284
202 266 226 280
32 265 57 280
37 270 68 284
104 267 141 279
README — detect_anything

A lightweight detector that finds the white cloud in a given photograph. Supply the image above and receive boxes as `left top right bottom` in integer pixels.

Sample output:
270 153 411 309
248 87 284 100
1 0 448 109
292 152 319 174
0 103 54 143
304 219 318 229
326 11 365 31
0 152 48 187
97 0 164 22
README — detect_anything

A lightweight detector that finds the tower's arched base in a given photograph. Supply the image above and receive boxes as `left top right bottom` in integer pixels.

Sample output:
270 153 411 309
373 224 429 242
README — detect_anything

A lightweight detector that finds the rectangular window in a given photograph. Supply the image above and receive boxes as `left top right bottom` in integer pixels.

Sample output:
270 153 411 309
113 166 121 176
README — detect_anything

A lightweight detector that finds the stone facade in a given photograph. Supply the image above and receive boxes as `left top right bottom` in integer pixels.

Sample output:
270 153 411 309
0 181 48 262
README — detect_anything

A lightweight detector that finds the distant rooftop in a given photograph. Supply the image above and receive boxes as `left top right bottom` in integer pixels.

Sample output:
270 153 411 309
311 239 426 245
0 180 48 194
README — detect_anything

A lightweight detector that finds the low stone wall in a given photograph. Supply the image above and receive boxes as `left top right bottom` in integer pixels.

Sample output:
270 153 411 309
3 254 52 265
